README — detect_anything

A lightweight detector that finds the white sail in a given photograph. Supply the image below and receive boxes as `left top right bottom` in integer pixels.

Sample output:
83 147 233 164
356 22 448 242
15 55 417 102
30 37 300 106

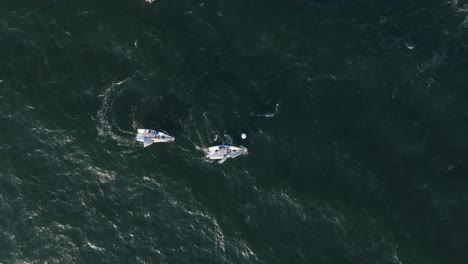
143 137 154 147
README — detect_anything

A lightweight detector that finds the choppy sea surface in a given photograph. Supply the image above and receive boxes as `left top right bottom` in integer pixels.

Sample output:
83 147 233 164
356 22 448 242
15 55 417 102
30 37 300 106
1 0 468 263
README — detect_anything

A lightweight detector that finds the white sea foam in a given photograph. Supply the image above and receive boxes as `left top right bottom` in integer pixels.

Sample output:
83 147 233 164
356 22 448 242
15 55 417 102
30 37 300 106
252 103 280 118
87 242 105 251
237 239 256 259
391 243 403 264
89 166 116 183
94 73 138 147
417 48 447 72
405 42 415 50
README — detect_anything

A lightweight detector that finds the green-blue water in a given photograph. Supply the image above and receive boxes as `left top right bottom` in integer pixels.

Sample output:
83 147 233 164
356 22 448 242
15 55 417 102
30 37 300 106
1 0 468 263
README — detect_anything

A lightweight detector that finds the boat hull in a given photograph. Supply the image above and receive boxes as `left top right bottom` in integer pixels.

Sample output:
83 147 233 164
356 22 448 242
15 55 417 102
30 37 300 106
205 145 247 163
136 129 175 147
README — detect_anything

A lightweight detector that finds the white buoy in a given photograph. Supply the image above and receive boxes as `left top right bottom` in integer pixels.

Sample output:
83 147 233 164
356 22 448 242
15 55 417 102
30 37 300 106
241 133 247 139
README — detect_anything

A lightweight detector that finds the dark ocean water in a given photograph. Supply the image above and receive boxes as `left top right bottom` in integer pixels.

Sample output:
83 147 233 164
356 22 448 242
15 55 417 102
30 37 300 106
1 0 468 263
